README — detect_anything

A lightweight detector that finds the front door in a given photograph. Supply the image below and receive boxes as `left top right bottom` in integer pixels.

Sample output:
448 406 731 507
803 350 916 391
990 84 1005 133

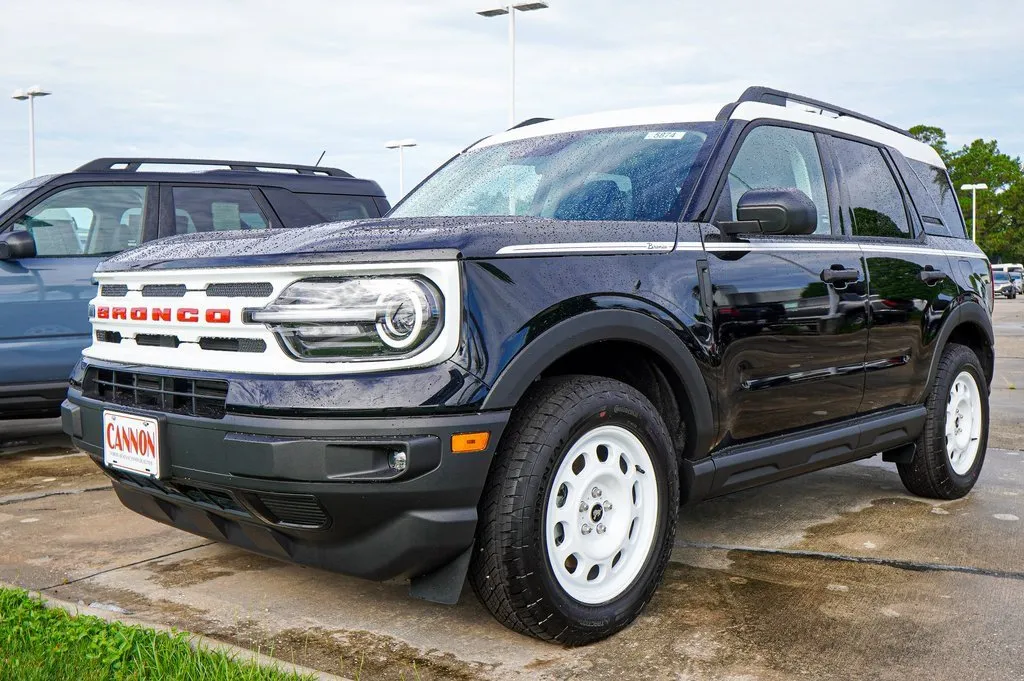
704 123 869 446
0 184 151 387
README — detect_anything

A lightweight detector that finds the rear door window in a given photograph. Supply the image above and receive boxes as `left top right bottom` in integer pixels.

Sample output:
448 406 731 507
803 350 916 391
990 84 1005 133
829 137 911 239
171 187 271 234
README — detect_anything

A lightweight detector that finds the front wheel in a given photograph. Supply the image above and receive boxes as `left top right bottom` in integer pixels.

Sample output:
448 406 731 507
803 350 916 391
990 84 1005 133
898 343 989 499
470 375 679 645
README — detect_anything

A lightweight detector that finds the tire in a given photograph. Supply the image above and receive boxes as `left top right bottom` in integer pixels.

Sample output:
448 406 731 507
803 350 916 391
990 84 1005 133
470 375 679 645
898 343 989 499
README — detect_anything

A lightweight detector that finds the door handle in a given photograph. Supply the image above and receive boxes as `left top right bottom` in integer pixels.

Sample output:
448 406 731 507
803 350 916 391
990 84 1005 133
919 269 947 285
820 267 860 285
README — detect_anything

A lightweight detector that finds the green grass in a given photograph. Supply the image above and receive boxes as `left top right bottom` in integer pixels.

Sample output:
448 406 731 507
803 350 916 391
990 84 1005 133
0 588 313 681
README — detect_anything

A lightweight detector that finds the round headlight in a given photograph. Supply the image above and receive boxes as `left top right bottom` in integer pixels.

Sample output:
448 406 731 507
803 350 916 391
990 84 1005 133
376 284 429 349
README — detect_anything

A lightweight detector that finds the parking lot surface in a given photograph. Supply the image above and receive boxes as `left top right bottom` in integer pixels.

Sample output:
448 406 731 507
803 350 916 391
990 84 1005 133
2 299 1022 681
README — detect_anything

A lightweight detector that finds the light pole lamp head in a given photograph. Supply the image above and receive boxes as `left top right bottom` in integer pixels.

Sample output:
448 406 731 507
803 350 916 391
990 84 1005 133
11 89 28 101
26 86 51 98
385 139 418 149
961 183 989 191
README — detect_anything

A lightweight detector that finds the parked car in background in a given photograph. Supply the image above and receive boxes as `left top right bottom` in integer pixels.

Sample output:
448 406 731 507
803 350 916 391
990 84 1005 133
993 271 1017 298
1009 271 1023 294
0 158 388 419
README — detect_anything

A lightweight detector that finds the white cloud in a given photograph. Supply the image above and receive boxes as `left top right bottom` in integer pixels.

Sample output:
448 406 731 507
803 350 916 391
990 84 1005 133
1 0 1021 194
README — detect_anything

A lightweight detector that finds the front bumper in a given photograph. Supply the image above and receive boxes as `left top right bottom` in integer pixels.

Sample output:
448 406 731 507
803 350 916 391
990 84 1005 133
63 387 509 581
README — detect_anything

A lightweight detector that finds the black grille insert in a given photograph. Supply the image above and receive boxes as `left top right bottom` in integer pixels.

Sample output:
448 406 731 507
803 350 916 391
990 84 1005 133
142 284 187 297
254 492 329 528
84 368 228 419
206 282 273 298
100 284 128 297
96 330 122 344
135 334 180 348
198 337 267 353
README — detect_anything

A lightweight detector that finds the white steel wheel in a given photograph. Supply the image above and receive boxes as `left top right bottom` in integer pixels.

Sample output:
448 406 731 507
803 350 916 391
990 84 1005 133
946 370 983 476
544 424 660 605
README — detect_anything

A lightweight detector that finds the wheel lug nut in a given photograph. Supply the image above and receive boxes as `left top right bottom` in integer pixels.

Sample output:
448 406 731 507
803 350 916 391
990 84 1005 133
581 524 592 535
579 501 588 512
596 523 606 534
603 500 612 510
592 487 602 498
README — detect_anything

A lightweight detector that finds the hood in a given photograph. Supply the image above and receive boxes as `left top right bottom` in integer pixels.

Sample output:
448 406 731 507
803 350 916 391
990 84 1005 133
96 216 678 271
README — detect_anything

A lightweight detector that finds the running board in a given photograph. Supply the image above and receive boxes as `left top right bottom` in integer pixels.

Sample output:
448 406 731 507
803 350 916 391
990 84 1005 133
684 406 927 503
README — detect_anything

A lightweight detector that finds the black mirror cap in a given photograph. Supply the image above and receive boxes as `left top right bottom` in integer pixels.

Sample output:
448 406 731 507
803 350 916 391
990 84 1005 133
720 187 818 236
0 231 37 260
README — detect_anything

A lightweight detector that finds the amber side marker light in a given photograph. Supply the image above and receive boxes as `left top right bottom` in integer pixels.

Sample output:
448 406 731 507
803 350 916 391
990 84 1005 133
451 432 490 453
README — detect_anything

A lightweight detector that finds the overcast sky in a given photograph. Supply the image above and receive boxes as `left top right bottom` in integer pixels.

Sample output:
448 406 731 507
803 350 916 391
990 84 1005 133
1 0 1021 198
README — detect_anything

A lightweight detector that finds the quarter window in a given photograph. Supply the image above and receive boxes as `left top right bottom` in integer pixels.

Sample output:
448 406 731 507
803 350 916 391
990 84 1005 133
830 138 911 239
908 159 968 239
714 125 831 235
172 187 270 235
9 185 148 256
298 193 378 222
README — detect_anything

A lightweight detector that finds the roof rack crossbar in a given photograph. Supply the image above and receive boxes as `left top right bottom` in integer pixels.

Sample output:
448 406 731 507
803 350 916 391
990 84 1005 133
75 158 353 178
720 86 913 139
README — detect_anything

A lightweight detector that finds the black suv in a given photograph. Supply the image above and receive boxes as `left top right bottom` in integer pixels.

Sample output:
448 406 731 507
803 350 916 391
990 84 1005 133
0 158 387 419
62 88 993 644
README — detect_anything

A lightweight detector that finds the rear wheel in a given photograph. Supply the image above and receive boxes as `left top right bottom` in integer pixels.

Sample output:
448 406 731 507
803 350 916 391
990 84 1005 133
898 344 989 499
470 375 678 645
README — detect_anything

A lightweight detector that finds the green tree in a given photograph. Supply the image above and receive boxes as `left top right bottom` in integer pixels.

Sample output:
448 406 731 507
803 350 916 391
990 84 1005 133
909 125 952 165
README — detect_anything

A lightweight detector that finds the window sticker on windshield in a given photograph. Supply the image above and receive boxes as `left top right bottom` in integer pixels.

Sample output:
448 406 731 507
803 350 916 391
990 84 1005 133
645 131 687 140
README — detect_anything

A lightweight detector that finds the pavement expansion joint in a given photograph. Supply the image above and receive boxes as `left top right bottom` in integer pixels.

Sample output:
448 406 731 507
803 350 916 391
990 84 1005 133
677 541 1024 582
37 541 217 592
0 484 112 506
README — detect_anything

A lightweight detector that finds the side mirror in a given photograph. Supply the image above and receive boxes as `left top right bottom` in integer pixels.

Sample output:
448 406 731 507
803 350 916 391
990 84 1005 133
718 188 818 237
0 231 37 260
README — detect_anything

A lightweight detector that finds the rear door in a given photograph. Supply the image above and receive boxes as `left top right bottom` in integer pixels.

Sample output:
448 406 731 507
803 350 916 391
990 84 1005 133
705 123 869 445
0 184 153 387
825 136 957 410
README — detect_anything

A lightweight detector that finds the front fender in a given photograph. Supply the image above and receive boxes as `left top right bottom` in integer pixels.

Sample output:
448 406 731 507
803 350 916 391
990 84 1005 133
480 305 714 459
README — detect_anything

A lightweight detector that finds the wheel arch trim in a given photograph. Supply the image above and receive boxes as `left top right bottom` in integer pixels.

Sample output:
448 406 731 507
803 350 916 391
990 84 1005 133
925 300 994 396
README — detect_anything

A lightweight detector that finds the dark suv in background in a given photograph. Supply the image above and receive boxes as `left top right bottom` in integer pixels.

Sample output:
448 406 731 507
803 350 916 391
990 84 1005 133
0 158 387 419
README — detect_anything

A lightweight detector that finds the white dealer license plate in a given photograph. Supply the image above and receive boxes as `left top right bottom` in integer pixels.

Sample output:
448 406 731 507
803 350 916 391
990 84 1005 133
103 411 161 478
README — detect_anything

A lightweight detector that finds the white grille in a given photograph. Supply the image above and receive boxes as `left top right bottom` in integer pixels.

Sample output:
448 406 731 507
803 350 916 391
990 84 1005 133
86 261 461 375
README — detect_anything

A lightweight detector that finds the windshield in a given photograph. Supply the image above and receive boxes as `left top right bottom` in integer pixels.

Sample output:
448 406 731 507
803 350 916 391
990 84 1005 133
0 186 33 216
392 123 720 222
994 272 1010 282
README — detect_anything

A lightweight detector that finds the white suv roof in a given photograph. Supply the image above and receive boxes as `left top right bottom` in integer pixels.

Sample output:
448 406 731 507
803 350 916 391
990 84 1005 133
475 86 944 168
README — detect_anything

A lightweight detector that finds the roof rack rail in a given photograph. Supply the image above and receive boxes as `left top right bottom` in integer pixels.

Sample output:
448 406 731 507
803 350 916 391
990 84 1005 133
718 86 913 139
75 158 354 178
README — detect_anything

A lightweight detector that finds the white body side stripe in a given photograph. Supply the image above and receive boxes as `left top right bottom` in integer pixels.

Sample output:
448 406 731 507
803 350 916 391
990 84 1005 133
495 241 675 255
497 241 989 260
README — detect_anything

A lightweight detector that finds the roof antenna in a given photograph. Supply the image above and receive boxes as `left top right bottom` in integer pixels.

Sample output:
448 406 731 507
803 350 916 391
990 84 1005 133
314 150 326 167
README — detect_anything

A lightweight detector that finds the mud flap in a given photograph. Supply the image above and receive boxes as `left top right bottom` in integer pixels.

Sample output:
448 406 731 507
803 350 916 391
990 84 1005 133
408 543 474 605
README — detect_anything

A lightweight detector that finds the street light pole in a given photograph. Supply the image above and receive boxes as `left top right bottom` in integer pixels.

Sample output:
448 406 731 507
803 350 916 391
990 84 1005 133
960 183 990 243
384 139 418 197
477 2 549 128
11 86 52 178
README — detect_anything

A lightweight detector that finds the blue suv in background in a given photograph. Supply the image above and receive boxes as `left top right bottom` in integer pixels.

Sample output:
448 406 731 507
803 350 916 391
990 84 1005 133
0 158 388 419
